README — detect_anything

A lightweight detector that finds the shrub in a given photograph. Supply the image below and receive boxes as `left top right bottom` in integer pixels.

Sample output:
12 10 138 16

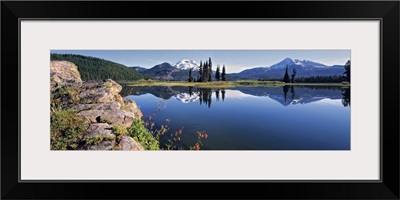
51 85 80 109
50 108 87 150
128 119 160 150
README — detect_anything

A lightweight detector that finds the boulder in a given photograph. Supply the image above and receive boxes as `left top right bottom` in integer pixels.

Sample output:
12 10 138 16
83 123 116 150
118 135 144 150
77 109 136 128
50 61 82 89
124 100 143 119
78 79 123 104
72 102 121 112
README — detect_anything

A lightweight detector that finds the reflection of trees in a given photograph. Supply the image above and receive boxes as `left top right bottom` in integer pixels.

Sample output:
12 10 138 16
188 86 193 97
341 87 350 107
221 89 226 101
290 86 295 100
215 89 220 101
198 88 212 108
283 85 289 102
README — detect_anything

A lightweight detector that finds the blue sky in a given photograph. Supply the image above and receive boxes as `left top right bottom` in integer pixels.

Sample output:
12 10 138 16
51 50 350 73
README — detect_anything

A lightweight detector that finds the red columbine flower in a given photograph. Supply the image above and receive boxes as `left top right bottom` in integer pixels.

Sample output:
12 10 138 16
204 133 208 139
178 129 182 134
196 132 202 137
177 137 181 141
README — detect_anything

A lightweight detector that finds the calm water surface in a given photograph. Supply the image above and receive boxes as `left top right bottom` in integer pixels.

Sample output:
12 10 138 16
124 86 350 150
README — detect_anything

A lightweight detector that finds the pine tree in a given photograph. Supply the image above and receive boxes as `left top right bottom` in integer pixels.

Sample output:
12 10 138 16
188 68 193 82
221 65 226 81
199 61 203 82
203 61 208 82
344 60 350 82
208 61 212 82
208 57 212 82
291 69 297 83
215 64 221 81
283 65 290 83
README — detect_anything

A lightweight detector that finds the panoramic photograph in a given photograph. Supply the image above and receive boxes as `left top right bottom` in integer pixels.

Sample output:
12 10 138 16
50 50 351 150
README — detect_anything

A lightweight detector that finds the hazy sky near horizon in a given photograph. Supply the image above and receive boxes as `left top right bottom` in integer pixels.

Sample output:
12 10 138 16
51 50 350 73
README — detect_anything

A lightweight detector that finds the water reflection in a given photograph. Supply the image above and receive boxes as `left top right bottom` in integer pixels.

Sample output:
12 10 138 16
341 87 351 107
122 85 350 107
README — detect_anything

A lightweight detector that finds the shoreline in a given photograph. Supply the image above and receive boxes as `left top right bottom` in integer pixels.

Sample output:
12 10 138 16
121 80 351 88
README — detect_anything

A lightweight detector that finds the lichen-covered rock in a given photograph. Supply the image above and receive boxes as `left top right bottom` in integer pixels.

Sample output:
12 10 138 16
72 102 121 112
83 123 116 150
77 109 136 128
124 100 143 119
50 61 82 89
118 135 144 150
78 79 122 104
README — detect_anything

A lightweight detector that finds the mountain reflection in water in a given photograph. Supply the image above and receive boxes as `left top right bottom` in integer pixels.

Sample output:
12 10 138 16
122 85 351 107
124 85 350 150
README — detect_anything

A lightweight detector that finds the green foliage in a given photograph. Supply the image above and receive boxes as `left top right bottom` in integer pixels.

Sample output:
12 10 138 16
83 135 114 146
51 85 80 109
50 54 147 81
112 124 128 136
50 108 87 150
128 119 160 150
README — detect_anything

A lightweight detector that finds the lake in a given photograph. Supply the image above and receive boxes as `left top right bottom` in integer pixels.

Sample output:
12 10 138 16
123 85 350 150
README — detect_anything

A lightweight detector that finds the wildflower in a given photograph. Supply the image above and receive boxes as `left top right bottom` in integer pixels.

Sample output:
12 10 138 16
177 137 181 141
204 133 208 139
193 144 200 150
178 129 183 134
151 122 155 127
196 131 202 137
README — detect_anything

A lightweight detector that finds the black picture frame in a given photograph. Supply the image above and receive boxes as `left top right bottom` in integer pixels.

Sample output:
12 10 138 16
2 1 399 199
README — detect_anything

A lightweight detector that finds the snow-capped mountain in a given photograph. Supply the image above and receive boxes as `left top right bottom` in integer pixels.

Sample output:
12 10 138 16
233 57 345 80
269 57 326 70
173 59 199 70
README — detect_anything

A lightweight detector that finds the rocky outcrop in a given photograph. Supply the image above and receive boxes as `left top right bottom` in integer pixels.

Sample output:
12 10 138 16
118 135 144 150
50 60 144 150
50 61 82 89
83 123 116 150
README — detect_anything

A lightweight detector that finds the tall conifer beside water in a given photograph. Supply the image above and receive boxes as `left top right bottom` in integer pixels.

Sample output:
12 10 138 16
199 61 203 82
188 68 193 82
221 65 226 81
215 64 221 81
203 60 208 82
344 60 351 82
208 57 212 82
283 65 290 83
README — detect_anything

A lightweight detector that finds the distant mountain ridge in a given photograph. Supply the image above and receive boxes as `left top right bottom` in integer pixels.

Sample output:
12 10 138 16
135 57 346 81
233 57 346 80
